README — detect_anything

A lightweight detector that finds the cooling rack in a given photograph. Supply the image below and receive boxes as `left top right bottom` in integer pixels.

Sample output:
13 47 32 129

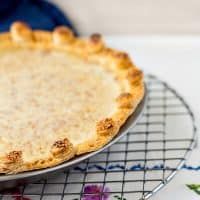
0 74 197 200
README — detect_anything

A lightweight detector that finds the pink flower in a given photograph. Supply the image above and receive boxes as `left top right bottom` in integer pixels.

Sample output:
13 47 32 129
82 184 110 200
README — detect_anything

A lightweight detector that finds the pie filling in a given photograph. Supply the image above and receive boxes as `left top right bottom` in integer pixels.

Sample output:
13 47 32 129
0 48 120 161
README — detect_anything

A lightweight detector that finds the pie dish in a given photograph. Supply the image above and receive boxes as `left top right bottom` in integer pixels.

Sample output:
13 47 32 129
0 22 144 174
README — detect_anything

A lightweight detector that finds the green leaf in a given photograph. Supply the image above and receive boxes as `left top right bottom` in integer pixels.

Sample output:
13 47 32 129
187 184 200 195
113 195 127 200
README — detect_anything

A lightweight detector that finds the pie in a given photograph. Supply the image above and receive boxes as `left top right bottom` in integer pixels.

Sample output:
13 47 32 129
0 22 144 174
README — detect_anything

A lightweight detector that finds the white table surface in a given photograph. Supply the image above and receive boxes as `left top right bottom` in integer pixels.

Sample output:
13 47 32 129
106 36 200 200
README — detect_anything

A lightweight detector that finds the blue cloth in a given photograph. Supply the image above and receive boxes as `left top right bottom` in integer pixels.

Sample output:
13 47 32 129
0 0 77 34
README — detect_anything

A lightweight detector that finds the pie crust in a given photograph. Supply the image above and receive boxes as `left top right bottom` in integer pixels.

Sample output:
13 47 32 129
0 22 144 174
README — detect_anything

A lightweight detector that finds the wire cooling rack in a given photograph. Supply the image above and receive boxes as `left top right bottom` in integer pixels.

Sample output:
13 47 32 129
0 75 197 200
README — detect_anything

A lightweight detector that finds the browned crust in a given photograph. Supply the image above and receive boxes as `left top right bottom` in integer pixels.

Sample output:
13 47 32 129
0 138 75 174
0 21 144 174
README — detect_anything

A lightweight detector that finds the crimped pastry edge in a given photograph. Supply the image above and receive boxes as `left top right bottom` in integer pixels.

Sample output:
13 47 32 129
0 22 144 174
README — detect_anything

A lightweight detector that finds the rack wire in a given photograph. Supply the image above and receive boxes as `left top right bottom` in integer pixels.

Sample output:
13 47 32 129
0 75 197 200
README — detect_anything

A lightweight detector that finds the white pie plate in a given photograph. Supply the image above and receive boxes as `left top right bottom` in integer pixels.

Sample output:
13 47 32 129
0 90 147 190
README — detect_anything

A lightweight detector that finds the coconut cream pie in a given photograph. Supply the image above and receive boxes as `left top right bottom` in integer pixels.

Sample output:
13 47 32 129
0 22 144 174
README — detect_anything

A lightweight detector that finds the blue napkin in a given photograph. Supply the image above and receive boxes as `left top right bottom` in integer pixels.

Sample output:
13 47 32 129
0 0 78 34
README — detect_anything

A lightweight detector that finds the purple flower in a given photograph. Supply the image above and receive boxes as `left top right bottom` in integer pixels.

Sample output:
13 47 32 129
82 184 110 200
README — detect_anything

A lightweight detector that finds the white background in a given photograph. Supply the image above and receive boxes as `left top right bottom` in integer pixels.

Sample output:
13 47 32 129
51 0 200 35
